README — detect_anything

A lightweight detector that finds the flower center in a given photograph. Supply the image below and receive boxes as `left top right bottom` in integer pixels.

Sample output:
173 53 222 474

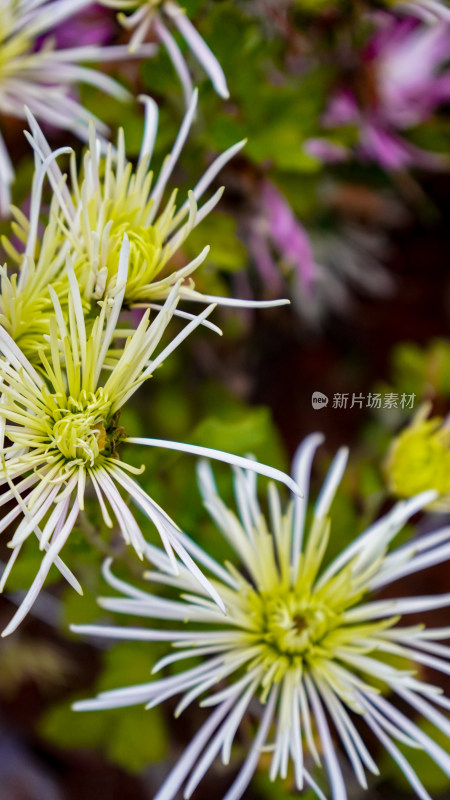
241 587 343 684
110 220 162 290
49 390 115 467
52 414 104 465
87 213 164 302
260 592 336 656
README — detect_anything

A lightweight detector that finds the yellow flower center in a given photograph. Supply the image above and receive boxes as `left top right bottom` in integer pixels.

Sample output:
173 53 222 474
52 415 104 465
81 190 166 302
240 585 345 689
257 591 339 657
108 219 163 296
48 390 113 467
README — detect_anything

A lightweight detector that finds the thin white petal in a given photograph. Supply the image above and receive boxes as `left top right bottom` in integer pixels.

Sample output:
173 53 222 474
126 438 302 496
222 686 278 800
305 676 347 800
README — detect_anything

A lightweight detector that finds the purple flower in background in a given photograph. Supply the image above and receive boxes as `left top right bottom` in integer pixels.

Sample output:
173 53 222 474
306 11 450 171
43 3 115 49
304 139 348 164
250 180 316 291
248 180 393 325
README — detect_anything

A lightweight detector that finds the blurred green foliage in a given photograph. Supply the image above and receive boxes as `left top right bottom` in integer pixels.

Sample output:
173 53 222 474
40 642 169 773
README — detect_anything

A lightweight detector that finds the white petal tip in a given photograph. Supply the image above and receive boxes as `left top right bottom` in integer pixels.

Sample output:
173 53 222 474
72 701 94 712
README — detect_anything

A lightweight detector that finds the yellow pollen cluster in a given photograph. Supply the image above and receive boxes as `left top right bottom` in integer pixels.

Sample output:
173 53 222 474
52 414 105 466
248 588 340 669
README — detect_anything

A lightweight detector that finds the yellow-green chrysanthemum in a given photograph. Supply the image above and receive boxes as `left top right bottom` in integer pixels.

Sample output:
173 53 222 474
386 406 450 508
26 97 249 308
26 104 286 320
73 436 450 800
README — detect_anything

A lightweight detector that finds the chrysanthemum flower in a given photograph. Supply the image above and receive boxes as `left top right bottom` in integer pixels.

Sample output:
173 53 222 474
100 0 228 104
1 102 271 365
73 434 450 800
0 236 300 637
26 96 285 315
386 404 450 509
0 0 155 214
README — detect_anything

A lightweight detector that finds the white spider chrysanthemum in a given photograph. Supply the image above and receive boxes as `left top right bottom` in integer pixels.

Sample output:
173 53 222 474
74 434 450 800
25 96 286 313
0 236 300 637
397 0 450 23
0 0 155 214
100 0 229 104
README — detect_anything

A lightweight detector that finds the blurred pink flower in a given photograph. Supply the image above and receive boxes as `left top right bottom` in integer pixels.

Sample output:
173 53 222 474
248 180 394 325
254 180 317 294
305 12 450 171
304 138 348 164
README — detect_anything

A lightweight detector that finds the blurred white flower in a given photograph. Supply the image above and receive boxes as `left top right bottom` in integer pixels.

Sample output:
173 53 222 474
100 0 229 103
0 0 154 214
